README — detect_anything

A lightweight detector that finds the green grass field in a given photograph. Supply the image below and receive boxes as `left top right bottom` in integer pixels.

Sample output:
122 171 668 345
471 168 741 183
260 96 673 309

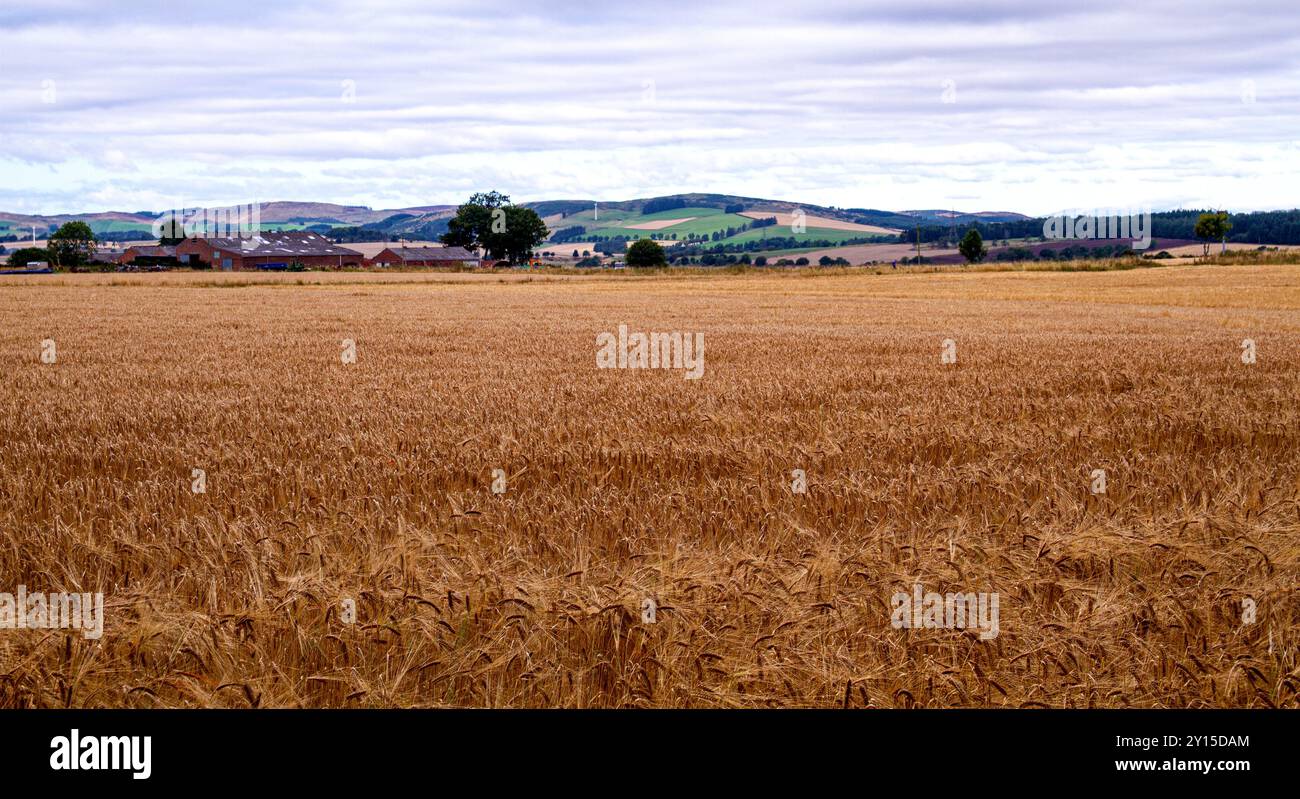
725 226 886 245
626 206 724 222
546 200 896 251
86 220 154 234
600 213 754 239
551 207 637 226
552 206 760 240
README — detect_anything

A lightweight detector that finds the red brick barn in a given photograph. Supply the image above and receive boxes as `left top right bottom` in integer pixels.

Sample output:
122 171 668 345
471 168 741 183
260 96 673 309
118 245 177 267
176 232 363 270
368 246 481 268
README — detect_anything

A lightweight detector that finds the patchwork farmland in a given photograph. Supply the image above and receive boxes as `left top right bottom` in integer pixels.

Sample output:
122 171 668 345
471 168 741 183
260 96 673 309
542 200 902 255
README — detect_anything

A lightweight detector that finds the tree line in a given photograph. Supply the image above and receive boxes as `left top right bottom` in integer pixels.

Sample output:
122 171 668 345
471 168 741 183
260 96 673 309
906 209 1300 247
6 221 101 269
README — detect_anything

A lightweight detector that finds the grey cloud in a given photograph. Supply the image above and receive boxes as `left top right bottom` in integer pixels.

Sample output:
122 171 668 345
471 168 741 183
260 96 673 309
0 0 1297 214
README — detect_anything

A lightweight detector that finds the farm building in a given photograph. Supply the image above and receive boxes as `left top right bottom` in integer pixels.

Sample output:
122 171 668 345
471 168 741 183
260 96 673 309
176 232 363 270
117 245 175 267
368 246 480 268
90 248 127 265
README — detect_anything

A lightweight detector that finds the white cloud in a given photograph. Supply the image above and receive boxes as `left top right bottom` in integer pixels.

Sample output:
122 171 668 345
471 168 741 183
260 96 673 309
1 0 1298 214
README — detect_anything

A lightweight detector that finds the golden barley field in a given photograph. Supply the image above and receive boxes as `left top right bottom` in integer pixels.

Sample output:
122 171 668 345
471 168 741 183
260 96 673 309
1 264 1297 708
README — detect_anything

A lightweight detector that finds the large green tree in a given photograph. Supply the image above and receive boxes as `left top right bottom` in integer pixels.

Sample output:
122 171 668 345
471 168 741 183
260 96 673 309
1194 211 1232 256
626 238 667 267
7 246 50 267
441 191 548 263
958 227 987 264
46 221 97 269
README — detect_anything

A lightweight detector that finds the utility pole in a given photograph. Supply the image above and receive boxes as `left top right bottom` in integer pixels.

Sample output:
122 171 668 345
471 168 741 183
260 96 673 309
594 202 598 222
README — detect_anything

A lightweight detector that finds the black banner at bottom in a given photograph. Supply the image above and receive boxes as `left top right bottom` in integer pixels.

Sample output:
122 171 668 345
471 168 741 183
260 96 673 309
1 709 1285 787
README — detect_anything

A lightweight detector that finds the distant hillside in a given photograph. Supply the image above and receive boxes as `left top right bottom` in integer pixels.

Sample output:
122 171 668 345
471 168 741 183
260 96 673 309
528 193 913 253
900 210 1033 224
0 194 1015 247
40 197 1300 255
902 209 1300 248
525 193 869 221
0 201 460 243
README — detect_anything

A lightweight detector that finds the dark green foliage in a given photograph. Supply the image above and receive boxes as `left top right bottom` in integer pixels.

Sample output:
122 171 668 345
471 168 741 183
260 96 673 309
550 225 587 243
641 197 688 215
959 228 987 263
7 246 50 267
47 221 97 268
626 238 667 267
1194 211 1232 255
441 192 549 263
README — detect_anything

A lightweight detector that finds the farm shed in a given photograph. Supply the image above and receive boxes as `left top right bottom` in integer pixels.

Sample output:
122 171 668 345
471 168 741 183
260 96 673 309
368 245 481 268
117 245 174 266
176 232 363 270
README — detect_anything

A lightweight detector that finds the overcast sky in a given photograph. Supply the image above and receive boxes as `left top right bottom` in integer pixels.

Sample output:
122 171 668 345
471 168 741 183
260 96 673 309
2 0 1298 216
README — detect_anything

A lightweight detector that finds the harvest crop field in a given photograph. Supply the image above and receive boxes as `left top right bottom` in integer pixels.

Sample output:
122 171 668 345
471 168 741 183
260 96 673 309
1 264 1297 708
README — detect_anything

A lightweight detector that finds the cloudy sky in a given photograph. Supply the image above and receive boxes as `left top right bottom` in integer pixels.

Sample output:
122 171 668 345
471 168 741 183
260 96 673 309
2 0 1298 216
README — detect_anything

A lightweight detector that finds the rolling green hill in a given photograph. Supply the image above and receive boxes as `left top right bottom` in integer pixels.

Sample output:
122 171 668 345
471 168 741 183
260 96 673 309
725 226 880 245
537 195 904 253
599 211 756 240
5 194 1059 254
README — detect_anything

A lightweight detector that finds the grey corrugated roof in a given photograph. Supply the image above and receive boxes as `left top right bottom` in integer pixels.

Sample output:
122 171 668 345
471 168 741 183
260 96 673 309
205 231 361 257
122 245 174 257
